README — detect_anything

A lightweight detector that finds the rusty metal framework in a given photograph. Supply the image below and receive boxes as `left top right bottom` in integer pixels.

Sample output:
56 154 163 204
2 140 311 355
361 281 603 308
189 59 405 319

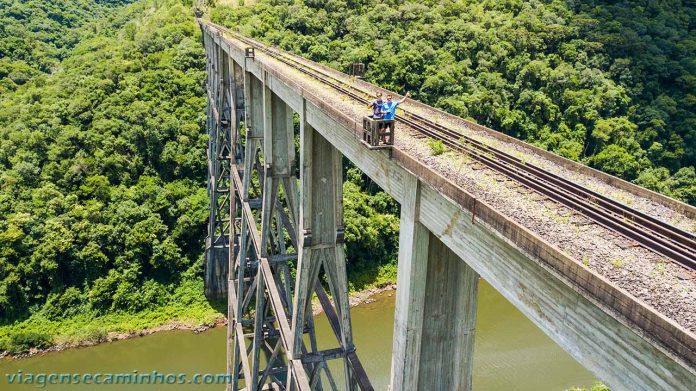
204 29 233 300
202 25 374 391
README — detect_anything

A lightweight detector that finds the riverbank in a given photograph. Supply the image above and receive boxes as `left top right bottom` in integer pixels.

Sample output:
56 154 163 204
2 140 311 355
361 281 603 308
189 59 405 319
0 277 223 360
313 283 397 316
2 279 606 391
1 268 398 360
0 317 226 361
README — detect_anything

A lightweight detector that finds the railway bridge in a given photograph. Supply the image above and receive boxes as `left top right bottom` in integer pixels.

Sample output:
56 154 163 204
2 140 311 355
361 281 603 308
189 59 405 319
198 19 696 391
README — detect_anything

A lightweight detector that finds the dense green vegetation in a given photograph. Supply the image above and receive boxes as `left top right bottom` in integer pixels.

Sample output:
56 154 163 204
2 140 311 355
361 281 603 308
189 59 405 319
0 0 134 94
0 275 220 354
211 0 696 205
0 0 214 352
568 382 610 391
0 0 400 353
0 1 692 372
343 166 399 289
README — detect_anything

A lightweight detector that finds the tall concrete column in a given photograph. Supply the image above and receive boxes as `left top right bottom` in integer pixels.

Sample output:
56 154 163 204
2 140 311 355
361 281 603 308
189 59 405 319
290 100 356 390
390 177 479 391
390 177 430 390
420 233 479 390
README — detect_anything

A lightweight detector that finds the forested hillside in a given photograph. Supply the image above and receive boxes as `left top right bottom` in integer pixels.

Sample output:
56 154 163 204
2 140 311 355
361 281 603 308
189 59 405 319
211 0 696 205
0 0 134 94
0 0 214 352
0 0 399 353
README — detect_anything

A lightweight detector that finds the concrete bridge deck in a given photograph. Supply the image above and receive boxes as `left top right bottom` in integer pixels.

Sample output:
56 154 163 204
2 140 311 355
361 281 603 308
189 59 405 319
201 20 696 390
257 42 696 334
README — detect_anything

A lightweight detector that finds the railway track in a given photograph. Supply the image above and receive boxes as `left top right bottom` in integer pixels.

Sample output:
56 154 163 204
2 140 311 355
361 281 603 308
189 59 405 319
206 22 696 271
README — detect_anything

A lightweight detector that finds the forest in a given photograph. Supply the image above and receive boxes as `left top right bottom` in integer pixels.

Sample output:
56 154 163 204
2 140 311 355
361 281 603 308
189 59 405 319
0 0 210 351
0 0 694 360
211 0 696 205
0 0 134 94
0 0 397 353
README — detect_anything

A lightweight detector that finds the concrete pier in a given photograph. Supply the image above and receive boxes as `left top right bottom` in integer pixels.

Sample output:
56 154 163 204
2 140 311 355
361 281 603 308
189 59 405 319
391 177 479 391
292 114 356 390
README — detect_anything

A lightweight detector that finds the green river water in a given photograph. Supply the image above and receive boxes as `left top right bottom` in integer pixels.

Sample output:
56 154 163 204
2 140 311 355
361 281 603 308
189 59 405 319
1 280 596 390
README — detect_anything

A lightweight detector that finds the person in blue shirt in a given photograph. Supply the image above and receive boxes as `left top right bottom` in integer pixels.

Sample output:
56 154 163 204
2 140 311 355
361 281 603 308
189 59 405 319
381 92 410 137
382 92 410 120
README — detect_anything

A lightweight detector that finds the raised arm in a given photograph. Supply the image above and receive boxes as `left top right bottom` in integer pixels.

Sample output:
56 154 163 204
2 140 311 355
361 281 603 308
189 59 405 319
398 91 411 104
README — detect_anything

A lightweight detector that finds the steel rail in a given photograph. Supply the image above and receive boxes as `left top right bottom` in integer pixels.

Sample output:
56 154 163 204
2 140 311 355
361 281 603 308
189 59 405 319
207 22 696 270
403 112 696 250
227 27 695 248
401 118 696 268
397 113 696 260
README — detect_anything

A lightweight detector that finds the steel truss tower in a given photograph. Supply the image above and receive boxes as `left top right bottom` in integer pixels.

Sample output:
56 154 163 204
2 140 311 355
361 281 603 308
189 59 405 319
202 27 374 391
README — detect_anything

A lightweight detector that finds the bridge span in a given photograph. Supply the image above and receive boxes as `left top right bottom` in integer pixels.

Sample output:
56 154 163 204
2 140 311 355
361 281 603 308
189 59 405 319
199 19 696 391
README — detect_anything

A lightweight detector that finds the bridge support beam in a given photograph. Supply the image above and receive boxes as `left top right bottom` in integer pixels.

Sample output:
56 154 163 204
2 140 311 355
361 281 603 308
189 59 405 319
391 177 479 391
204 32 232 301
290 102 357 390
226 57 246 391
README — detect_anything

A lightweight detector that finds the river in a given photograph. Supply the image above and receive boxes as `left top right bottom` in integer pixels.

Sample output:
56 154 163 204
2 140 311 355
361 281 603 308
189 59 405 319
1 280 596 390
